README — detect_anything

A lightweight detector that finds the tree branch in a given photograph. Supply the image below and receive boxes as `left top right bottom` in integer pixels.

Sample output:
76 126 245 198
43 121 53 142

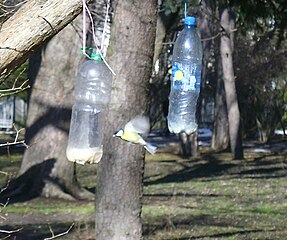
0 0 84 81
44 223 74 240
0 124 28 148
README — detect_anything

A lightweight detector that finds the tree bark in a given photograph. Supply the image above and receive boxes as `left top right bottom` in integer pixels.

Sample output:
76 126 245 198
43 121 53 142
220 8 243 159
95 1 157 239
199 0 230 151
0 0 83 81
212 51 229 150
179 131 198 157
199 0 216 91
6 16 93 201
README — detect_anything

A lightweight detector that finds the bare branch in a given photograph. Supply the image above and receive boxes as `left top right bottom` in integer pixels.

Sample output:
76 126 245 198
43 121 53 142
0 171 9 176
0 46 24 53
0 140 26 148
44 223 75 240
0 198 9 211
201 32 221 42
0 79 30 95
0 0 84 81
0 177 11 195
0 124 28 148
0 234 11 239
0 1 28 9
0 228 23 234
0 67 30 97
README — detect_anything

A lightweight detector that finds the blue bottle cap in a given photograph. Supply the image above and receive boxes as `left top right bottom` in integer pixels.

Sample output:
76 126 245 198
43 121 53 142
184 16 196 26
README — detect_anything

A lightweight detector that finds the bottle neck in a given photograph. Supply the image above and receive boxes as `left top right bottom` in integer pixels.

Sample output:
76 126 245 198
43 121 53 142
185 24 195 29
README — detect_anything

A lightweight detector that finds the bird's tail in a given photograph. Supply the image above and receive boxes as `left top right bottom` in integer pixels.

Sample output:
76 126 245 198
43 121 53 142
144 142 157 155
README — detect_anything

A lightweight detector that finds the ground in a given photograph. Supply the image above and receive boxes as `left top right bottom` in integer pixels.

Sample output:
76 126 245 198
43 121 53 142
0 133 286 239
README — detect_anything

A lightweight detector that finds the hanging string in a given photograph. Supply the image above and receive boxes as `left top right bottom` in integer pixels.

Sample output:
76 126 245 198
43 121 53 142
82 0 87 57
101 0 110 52
184 0 187 18
82 0 116 75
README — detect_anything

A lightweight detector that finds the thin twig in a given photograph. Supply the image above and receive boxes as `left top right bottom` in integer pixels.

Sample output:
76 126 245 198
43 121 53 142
0 47 24 53
44 223 75 240
0 0 28 20
40 16 55 34
0 171 9 176
0 1 28 9
0 178 11 194
0 198 9 209
0 228 23 234
155 41 175 45
0 125 28 148
201 32 221 41
0 79 30 97
12 68 26 89
0 140 26 148
0 234 11 240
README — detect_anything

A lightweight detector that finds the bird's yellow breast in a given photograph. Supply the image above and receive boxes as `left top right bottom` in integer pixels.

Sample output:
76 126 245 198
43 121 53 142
121 130 141 144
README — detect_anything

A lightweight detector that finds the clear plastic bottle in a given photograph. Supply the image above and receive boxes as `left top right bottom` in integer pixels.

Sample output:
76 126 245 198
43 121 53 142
167 16 202 135
66 54 112 164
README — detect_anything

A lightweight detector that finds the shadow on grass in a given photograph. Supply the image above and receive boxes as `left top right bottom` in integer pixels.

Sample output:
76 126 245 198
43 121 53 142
145 152 287 186
173 229 268 240
145 155 235 186
0 223 74 240
0 159 56 204
143 214 279 239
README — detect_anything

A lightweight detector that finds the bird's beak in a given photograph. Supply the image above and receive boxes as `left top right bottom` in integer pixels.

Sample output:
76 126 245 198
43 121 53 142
113 130 118 137
113 129 122 138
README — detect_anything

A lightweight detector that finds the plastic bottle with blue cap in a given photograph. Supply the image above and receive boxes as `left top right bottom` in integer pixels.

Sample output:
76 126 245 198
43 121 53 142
167 16 203 134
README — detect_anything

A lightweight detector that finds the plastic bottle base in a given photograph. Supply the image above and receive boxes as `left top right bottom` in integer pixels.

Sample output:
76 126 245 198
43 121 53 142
168 125 198 135
66 146 103 164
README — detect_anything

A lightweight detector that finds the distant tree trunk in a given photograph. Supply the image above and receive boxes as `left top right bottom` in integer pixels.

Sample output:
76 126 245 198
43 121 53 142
199 0 229 151
199 0 215 91
220 7 243 159
212 52 229 150
95 0 157 239
149 8 177 129
179 131 198 157
4 16 93 201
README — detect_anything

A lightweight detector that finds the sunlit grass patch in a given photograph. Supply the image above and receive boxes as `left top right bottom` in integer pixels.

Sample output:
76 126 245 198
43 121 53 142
2 199 94 215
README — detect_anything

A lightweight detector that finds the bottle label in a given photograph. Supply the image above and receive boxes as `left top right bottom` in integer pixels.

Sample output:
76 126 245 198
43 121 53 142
172 62 201 91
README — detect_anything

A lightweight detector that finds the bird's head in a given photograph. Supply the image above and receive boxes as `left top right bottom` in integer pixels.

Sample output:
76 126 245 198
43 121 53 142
113 129 124 138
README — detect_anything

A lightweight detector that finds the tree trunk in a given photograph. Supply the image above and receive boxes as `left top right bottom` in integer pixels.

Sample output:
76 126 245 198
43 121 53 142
179 131 198 157
95 1 157 239
199 0 216 91
212 52 229 150
199 0 229 151
220 7 243 159
4 16 93 201
0 0 83 81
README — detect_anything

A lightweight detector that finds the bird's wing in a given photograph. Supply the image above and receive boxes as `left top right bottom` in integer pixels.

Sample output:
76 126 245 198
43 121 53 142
124 115 150 134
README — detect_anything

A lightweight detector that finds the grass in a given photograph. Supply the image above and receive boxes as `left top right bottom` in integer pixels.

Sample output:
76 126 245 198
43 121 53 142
142 149 287 239
0 140 286 239
3 199 94 215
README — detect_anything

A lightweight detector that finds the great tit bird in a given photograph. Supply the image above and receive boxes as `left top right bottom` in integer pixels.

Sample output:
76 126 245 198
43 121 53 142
113 115 157 155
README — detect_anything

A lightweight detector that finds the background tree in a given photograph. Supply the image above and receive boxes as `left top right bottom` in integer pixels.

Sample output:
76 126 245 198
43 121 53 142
233 0 287 142
219 5 243 159
2 16 94 201
198 0 230 151
95 0 157 239
212 51 229 150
